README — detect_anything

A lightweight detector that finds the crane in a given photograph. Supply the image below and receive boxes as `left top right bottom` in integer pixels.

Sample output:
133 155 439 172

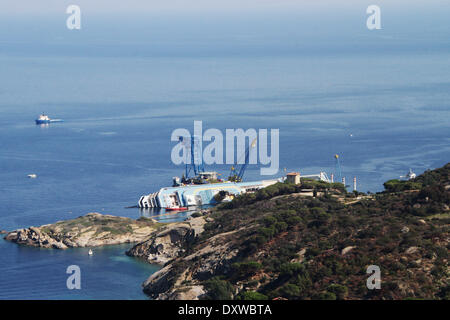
228 138 257 182
178 135 204 181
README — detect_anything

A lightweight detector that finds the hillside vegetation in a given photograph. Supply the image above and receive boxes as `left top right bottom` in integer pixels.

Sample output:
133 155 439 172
146 163 449 300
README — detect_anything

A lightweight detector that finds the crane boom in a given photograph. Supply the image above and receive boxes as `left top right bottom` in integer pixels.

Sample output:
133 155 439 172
228 138 257 182
178 135 204 180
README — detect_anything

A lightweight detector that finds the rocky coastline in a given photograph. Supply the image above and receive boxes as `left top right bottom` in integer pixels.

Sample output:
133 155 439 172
4 213 160 249
3 210 213 299
4 163 449 300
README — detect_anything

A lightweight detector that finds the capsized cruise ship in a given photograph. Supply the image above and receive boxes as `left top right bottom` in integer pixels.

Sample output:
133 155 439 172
138 178 284 209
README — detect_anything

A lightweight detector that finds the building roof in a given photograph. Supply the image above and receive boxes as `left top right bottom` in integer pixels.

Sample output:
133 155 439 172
287 172 300 176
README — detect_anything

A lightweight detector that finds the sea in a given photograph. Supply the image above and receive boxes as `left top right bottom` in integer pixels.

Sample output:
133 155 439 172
0 4 449 299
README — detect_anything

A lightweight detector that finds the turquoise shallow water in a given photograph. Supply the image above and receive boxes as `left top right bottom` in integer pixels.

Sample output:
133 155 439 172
0 7 449 299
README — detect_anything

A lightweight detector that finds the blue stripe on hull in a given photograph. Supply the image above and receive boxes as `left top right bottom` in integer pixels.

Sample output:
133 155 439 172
35 120 51 124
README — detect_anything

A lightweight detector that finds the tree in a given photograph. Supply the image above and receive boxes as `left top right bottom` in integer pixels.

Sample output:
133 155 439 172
232 261 263 277
327 284 348 300
239 291 268 300
204 278 234 300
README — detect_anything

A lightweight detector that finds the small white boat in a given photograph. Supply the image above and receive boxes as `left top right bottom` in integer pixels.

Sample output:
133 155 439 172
27 174 37 179
88 249 93 256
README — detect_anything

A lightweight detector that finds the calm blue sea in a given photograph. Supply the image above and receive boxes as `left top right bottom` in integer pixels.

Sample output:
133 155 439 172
0 5 449 299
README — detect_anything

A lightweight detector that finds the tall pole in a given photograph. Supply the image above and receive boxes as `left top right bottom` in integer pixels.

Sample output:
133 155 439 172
334 154 342 182
353 177 357 191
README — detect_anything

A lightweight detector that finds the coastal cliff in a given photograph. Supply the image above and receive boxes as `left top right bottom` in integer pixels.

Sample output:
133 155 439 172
4 213 160 249
140 163 450 300
141 221 244 299
126 216 207 265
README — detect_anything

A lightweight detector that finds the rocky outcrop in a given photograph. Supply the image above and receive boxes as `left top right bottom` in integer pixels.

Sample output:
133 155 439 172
341 246 356 255
4 213 159 249
0 230 7 234
126 216 206 265
142 226 244 299
291 248 307 263
158 285 206 300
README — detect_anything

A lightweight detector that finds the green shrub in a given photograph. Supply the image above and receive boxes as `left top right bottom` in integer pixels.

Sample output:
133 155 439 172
383 179 422 192
239 291 268 300
318 292 337 300
232 261 263 277
327 284 348 300
279 263 305 278
279 283 301 299
203 278 234 300
305 247 320 258
191 212 203 218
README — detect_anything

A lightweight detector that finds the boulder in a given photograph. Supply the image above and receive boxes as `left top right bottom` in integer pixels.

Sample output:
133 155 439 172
405 246 419 254
341 246 356 255
127 217 206 265
401 226 410 233
158 286 206 300
290 248 307 263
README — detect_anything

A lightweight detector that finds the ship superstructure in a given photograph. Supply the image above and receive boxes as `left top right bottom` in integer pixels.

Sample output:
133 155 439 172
35 113 63 125
35 114 51 124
